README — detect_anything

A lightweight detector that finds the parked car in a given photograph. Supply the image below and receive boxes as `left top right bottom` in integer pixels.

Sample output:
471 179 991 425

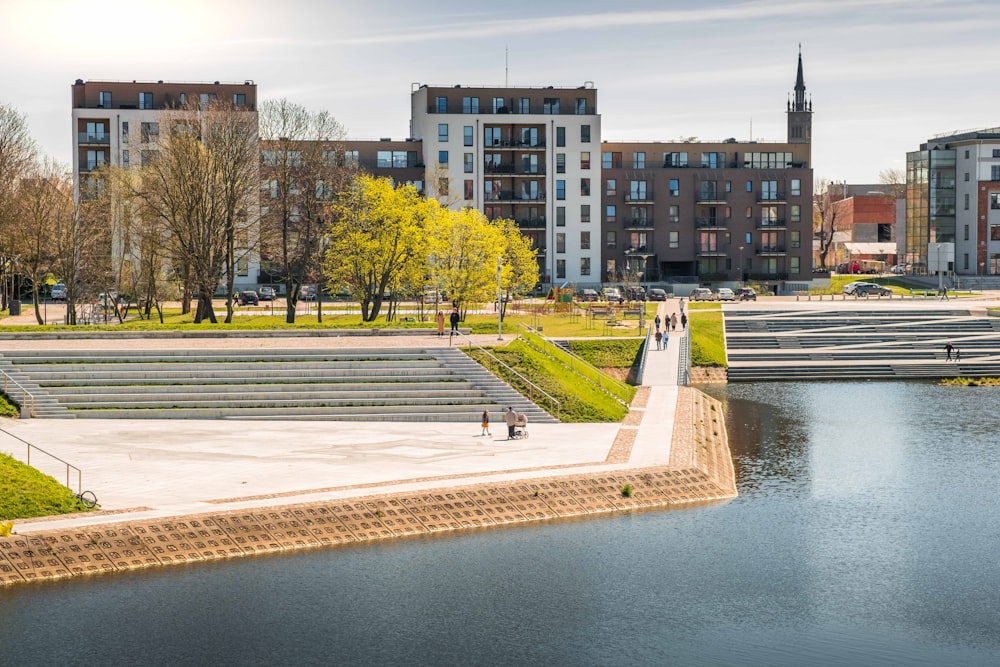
647 288 668 301
890 263 910 275
737 287 757 301
603 287 622 302
691 287 715 301
578 288 599 302
716 287 736 301
298 285 317 301
50 283 66 301
854 283 892 297
258 286 276 301
239 290 259 306
842 281 863 295
625 285 646 301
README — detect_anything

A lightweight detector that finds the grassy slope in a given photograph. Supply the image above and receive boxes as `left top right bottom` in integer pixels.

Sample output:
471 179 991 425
0 452 94 520
689 309 727 367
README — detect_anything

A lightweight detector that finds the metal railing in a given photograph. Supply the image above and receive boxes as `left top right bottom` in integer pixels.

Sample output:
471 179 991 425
1 427 82 494
451 330 561 418
1 370 35 418
637 325 653 385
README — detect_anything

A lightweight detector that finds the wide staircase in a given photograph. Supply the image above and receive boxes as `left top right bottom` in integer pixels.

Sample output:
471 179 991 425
725 309 1000 381
0 347 556 422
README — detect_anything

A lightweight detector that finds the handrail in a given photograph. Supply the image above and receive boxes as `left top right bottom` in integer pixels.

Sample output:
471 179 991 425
450 331 561 419
637 325 653 385
0 369 35 418
678 330 692 386
0 427 82 494
516 325 633 405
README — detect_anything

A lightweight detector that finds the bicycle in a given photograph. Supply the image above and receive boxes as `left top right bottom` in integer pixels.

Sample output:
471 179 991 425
76 490 98 509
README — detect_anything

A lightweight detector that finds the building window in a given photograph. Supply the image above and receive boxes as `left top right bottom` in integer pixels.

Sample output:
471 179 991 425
581 178 590 196
991 193 1000 209
435 96 447 113
343 150 359 167
965 172 970 182
629 181 647 201
121 121 129 143
581 231 591 250
965 224 970 241
606 178 617 196
580 257 591 276
493 97 505 113
233 93 246 107
964 193 970 210
462 97 479 113
761 180 779 200
99 91 112 108
664 152 688 167
518 97 530 113
669 179 679 197
993 166 1000 182
791 179 801 196
576 98 587 114
556 127 566 147
581 205 590 223
791 257 800 274
964 253 970 270
138 92 153 109
966 149 971 158
746 180 753 192
438 124 449 142
603 152 622 168
556 233 566 253
790 204 801 222
463 126 473 146
520 127 538 147
725 180 732 193
556 153 565 174
581 125 591 143
140 122 159 142
556 180 566 200
544 98 560 114
669 205 679 223
746 232 753 245
791 231 801 248
634 152 645 169
701 152 723 168
438 150 448 165
121 150 129 168
607 205 616 222
522 154 538 174
438 177 449 196
993 225 1000 241
556 206 566 227
581 152 590 169
556 259 566 279
746 206 753 218
464 153 474 173
669 231 679 249
464 180 474 200
607 231 617 248
484 127 501 147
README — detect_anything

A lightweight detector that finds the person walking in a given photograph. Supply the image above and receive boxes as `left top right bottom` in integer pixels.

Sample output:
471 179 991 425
450 307 460 333
436 310 445 336
505 406 517 440
670 313 678 331
954 347 962 362
944 341 954 361
654 314 661 331
940 285 949 301
481 410 492 436
654 330 662 350
680 313 688 330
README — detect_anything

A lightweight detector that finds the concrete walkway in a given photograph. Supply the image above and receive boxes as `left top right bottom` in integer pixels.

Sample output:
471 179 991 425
3 324 687 534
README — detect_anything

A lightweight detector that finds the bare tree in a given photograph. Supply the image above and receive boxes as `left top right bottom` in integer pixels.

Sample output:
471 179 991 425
878 167 906 199
259 100 350 323
0 103 37 310
813 178 848 270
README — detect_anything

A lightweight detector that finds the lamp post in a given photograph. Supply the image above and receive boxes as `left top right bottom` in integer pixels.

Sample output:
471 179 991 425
496 256 503 341
739 245 745 287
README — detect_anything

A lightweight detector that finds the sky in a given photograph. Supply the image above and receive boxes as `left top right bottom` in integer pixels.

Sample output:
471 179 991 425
3 0 1000 184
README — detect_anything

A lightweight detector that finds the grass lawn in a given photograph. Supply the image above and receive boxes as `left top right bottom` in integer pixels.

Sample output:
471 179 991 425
0 452 95 520
689 309 727 367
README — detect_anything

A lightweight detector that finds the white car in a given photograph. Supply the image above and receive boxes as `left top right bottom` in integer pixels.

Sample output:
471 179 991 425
691 288 715 301
716 288 736 301
842 281 862 295
603 288 622 302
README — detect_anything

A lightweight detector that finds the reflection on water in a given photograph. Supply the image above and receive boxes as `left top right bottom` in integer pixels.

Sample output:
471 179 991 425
2 382 999 666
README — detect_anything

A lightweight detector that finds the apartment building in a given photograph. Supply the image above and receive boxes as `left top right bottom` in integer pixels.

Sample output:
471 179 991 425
71 79 260 288
410 84 600 284
907 128 1000 276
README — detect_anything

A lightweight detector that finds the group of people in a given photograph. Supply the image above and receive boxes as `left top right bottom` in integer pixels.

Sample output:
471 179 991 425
943 341 962 362
479 407 523 440
435 308 461 336
653 311 684 350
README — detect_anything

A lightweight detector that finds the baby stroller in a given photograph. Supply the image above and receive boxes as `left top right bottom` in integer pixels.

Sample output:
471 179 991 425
512 413 529 439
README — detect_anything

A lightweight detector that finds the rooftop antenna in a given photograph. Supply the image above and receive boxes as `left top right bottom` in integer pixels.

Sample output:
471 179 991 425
749 117 752 141
505 44 509 87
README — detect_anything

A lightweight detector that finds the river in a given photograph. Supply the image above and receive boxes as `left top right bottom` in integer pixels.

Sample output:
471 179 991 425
2 381 999 666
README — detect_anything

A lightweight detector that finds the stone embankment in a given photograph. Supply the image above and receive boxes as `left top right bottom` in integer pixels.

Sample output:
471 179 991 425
0 387 735 586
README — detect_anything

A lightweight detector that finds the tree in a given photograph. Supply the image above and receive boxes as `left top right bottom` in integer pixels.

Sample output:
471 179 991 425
426 207 504 318
325 175 427 321
495 217 539 319
878 167 906 199
259 100 351 323
0 103 37 310
813 178 848 270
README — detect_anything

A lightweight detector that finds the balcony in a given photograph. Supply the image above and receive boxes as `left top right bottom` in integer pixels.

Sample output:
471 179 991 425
695 217 727 229
79 161 107 173
484 164 546 176
695 243 729 256
625 194 653 203
624 245 654 256
756 218 787 229
695 194 727 204
484 190 546 203
78 132 110 145
757 245 787 255
625 218 654 229
483 139 547 150
515 217 546 228
756 192 787 203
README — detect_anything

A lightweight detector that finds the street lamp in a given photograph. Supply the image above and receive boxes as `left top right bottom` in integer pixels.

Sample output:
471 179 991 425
496 256 503 341
739 245 745 287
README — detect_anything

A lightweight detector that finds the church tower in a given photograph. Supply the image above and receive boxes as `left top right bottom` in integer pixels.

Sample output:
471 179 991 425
786 46 812 145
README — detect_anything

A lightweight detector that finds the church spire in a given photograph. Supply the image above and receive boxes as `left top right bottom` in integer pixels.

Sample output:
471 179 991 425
793 43 806 112
786 45 812 145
